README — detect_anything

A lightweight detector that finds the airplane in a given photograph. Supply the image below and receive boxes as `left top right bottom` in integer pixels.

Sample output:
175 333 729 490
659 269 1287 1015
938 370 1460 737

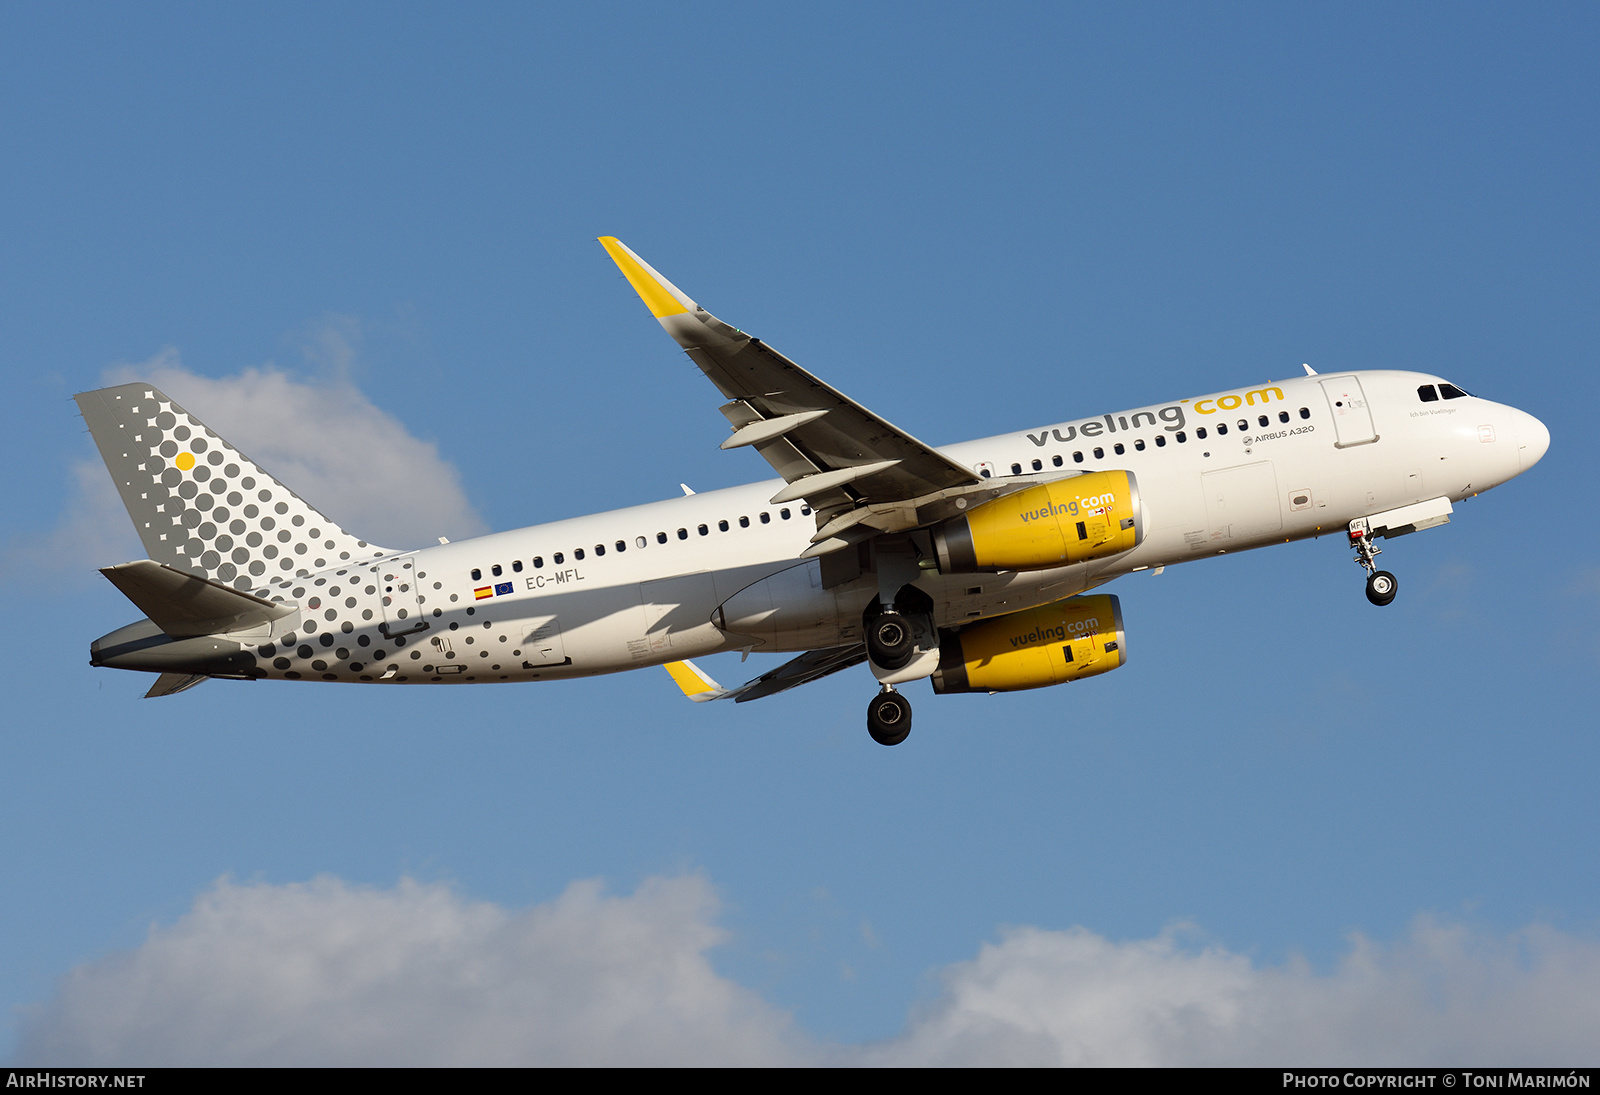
77 237 1550 745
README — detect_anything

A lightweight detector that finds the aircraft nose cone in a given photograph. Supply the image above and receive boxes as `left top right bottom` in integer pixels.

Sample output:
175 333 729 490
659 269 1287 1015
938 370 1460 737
1516 409 1550 470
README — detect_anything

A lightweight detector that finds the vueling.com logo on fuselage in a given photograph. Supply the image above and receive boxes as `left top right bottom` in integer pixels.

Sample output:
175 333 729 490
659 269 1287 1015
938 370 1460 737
1018 491 1116 524
1009 617 1100 648
1022 385 1285 445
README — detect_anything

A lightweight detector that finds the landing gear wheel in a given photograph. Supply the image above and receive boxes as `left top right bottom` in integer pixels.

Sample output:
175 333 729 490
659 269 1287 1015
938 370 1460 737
1365 570 1398 606
866 611 916 671
867 689 912 746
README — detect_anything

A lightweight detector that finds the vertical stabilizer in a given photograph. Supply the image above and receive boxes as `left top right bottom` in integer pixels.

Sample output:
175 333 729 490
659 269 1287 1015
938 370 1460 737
75 383 395 593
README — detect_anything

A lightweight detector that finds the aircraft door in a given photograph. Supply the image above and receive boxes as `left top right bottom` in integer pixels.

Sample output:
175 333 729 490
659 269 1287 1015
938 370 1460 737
521 617 567 666
1320 376 1378 448
373 556 427 637
1202 461 1283 543
641 573 719 651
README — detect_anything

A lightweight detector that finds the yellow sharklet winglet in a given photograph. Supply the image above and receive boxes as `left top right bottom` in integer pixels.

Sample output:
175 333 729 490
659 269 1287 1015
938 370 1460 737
599 236 695 318
664 659 724 702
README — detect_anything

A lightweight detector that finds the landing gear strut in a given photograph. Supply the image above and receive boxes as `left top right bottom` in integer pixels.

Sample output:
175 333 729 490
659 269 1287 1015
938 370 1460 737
1349 519 1398 607
867 686 912 746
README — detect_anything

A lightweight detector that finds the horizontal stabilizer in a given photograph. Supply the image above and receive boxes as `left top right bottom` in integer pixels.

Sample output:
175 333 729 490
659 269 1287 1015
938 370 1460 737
145 672 209 698
101 559 295 639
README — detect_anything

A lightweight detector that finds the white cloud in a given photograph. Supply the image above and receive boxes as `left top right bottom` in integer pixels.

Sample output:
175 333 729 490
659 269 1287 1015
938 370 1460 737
17 874 806 1067
863 920 1600 1066
17 872 1600 1066
105 348 486 550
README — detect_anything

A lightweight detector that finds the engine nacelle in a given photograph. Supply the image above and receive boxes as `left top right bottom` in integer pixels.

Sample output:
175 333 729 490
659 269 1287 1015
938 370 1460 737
932 470 1142 573
931 593 1126 694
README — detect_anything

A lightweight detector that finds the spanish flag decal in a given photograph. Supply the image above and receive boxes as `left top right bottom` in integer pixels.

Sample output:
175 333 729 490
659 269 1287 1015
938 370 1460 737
474 586 493 600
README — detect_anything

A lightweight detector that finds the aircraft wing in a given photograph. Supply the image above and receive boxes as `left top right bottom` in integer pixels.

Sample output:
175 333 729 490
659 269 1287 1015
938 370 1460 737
600 238 981 520
663 645 868 704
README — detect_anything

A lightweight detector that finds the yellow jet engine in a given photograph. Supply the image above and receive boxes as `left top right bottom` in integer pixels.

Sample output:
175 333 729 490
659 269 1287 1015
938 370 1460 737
931 593 1126 694
932 470 1142 573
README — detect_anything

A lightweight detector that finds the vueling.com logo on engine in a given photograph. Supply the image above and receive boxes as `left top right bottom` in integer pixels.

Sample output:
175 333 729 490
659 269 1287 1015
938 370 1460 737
1017 492 1116 524
1008 617 1100 648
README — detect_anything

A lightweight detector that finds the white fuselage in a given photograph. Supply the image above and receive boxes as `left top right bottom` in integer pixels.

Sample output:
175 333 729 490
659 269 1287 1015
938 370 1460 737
249 370 1545 685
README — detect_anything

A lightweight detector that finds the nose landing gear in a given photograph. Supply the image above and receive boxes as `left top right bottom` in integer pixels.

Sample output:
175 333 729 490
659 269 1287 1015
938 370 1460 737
1349 518 1398 606
867 686 912 746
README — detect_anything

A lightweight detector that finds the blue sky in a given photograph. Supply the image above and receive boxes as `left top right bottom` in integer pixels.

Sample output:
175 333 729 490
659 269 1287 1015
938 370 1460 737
2 4 1597 1064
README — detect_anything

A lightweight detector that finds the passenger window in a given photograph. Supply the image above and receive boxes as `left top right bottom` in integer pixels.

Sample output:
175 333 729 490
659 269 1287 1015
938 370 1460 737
1216 424 1227 435
533 556 543 568
512 560 523 573
780 508 791 519
471 568 481 581
759 512 770 524
1197 427 1208 439
801 506 811 516
635 536 646 548
1073 451 1084 463
554 552 564 564
594 544 605 556
1011 463 1022 475
1258 415 1269 427
491 564 502 577
1279 411 1290 423
1299 407 1310 419
1113 443 1125 455
1155 435 1166 447
1031 459 1042 471
980 467 992 478
1176 431 1187 443
575 548 585 560
1439 383 1470 399
1093 446 1104 459
717 519 728 532
698 524 708 536
739 516 749 528
657 532 667 544
1052 455 1063 467
1134 438 1145 451
677 528 688 540
1238 420 1249 431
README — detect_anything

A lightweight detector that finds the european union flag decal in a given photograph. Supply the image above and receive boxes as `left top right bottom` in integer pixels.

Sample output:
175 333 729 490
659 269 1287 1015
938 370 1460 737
494 582 513 596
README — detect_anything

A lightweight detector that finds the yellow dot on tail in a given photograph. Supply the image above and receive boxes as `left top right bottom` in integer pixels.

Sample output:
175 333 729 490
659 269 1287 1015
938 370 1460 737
175 451 195 471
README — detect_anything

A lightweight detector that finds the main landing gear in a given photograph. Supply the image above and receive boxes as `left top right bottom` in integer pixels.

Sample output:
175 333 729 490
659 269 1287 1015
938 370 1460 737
866 610 916 671
867 686 912 747
1349 518 1398 607
860 584 938 746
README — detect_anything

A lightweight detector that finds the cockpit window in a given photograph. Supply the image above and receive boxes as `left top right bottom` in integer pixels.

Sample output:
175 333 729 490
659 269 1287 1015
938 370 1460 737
1438 383 1471 399
1418 385 1439 402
